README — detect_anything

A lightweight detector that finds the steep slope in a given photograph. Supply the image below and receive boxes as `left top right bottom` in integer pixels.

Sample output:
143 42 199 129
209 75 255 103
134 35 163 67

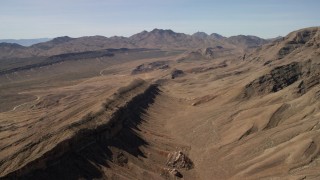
0 79 197 179
245 27 320 63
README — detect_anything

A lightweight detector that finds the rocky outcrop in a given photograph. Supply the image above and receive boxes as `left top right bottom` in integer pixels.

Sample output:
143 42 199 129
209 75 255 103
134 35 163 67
242 60 320 98
177 46 234 62
297 77 320 95
166 151 193 170
242 27 320 63
1 79 160 179
277 28 319 59
131 61 169 74
297 61 320 95
171 69 184 79
161 151 193 179
201 47 223 58
186 62 227 74
242 62 302 98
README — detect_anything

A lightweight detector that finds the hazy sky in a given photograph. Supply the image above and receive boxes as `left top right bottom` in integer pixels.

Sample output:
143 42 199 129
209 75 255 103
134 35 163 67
1 0 320 39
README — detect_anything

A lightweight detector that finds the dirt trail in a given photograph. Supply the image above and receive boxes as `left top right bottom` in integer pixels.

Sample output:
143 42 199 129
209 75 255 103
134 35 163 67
11 95 40 112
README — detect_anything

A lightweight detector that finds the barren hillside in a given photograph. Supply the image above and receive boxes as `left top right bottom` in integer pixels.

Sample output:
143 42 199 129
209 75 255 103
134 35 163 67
1 27 320 180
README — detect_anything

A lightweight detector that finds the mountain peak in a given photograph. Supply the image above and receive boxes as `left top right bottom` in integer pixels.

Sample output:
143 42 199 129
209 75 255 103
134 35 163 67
0 42 25 49
285 27 320 45
31 36 74 50
150 28 175 34
210 33 225 40
227 35 267 48
192 32 209 39
51 36 73 44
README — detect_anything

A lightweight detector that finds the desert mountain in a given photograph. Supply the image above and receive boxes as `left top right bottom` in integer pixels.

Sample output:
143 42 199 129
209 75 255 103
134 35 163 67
192 32 210 39
226 35 269 49
31 36 74 50
0 29 269 59
0 43 31 59
192 32 226 41
0 42 26 49
0 38 51 46
130 29 229 49
245 27 320 63
210 33 225 40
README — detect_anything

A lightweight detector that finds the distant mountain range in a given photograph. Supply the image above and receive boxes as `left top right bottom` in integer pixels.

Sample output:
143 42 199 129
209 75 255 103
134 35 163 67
0 38 51 46
0 29 271 59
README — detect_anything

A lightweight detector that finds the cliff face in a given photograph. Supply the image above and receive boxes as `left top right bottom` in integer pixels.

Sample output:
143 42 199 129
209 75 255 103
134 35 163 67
1 79 160 179
241 59 320 99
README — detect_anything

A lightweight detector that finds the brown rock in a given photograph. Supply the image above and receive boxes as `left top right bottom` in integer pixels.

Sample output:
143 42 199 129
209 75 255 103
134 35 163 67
166 151 193 170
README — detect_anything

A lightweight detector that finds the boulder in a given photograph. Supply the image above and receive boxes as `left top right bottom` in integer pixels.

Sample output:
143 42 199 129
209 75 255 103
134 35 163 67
171 69 184 79
166 151 193 170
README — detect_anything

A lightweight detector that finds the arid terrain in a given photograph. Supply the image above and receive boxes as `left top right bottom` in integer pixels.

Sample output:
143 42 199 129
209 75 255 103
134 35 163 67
1 27 320 180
